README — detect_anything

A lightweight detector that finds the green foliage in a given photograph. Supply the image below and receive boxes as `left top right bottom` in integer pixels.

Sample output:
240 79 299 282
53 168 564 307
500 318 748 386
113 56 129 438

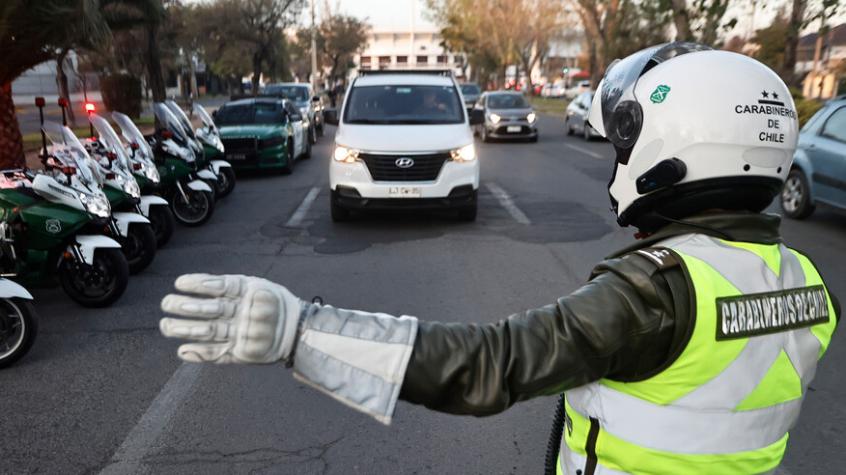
796 97 823 127
291 14 369 82
100 73 143 118
752 13 789 77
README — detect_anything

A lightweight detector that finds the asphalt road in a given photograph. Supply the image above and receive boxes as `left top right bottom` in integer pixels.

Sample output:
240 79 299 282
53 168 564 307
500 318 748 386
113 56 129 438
1 115 844 474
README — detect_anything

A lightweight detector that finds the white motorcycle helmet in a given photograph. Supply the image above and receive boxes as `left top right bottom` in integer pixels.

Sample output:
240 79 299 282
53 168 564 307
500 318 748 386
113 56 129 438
588 42 798 231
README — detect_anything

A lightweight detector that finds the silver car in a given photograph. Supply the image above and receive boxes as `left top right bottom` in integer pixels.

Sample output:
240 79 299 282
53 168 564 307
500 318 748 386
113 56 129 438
565 91 602 141
263 83 321 144
474 91 538 142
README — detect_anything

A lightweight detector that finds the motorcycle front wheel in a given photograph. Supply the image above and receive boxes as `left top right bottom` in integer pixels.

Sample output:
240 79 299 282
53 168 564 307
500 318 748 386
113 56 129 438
121 223 157 275
171 188 215 227
59 248 129 308
148 205 176 247
216 167 236 198
0 298 37 369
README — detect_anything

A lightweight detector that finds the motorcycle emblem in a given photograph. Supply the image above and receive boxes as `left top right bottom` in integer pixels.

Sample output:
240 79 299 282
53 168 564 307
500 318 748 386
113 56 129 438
45 219 62 234
395 157 415 169
650 84 671 104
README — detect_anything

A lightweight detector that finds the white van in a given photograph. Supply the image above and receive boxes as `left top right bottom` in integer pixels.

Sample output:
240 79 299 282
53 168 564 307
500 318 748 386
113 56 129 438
324 70 483 221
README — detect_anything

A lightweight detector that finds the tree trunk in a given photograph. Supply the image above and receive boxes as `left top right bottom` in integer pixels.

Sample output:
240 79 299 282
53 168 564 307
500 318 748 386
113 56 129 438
251 54 262 97
671 0 693 41
783 0 806 82
0 83 25 169
146 24 167 102
56 49 76 127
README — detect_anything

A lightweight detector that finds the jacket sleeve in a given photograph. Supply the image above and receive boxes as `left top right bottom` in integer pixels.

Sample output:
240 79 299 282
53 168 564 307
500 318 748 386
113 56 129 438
399 252 691 416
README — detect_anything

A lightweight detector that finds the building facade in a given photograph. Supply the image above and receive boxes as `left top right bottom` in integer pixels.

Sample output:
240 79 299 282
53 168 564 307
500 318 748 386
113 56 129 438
353 27 464 76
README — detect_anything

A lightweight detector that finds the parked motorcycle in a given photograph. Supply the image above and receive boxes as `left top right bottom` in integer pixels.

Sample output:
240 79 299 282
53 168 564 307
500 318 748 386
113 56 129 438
0 278 37 369
82 114 161 274
191 102 236 198
0 125 129 307
164 99 235 198
149 104 216 226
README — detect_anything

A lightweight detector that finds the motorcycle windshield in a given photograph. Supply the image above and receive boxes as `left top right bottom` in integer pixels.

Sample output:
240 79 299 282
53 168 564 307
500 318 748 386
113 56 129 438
41 121 101 190
154 103 190 145
193 103 216 129
112 111 154 160
90 114 133 172
164 100 197 139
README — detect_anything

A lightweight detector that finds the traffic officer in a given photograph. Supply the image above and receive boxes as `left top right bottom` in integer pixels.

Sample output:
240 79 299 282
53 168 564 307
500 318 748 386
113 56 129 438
159 43 840 474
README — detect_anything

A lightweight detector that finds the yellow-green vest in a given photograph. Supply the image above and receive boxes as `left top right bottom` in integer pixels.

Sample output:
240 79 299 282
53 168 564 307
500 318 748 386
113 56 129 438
559 234 837 475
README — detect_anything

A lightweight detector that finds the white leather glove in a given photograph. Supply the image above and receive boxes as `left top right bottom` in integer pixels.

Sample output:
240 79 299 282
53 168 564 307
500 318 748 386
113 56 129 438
159 274 304 364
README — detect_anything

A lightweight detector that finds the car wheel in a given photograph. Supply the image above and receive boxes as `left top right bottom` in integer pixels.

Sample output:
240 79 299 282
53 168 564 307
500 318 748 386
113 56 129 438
303 138 312 159
566 117 574 136
583 122 592 141
281 141 295 174
308 125 317 145
781 169 815 219
331 197 351 222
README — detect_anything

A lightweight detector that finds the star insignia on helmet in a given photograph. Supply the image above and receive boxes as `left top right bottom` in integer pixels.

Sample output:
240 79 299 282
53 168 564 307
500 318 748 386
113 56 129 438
761 91 769 98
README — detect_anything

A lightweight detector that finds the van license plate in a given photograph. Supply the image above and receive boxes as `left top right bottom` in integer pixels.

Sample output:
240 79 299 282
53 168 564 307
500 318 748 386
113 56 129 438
389 187 422 198
507 126 521 133
226 153 246 160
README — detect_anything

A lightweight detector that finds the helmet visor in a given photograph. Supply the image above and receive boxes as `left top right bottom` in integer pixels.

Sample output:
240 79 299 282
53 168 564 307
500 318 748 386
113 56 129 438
597 42 713 151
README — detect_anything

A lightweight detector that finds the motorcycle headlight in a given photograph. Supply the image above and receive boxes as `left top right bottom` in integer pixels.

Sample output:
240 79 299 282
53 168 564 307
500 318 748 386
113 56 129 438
79 191 111 218
449 143 476 162
145 163 160 184
333 145 359 164
124 176 141 199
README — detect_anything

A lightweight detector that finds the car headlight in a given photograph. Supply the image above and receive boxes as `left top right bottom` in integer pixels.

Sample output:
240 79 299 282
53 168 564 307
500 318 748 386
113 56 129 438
527 112 537 123
299 107 309 117
79 191 111 218
333 145 359 164
489 113 501 124
450 143 476 162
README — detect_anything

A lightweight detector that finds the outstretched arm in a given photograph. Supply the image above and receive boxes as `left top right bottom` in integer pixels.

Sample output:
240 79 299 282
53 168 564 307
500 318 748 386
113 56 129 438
160 253 686 423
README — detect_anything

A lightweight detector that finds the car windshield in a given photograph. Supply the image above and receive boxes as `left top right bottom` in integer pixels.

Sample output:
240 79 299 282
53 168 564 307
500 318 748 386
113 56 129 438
264 85 310 102
460 84 480 95
488 94 529 109
214 103 286 125
344 85 464 125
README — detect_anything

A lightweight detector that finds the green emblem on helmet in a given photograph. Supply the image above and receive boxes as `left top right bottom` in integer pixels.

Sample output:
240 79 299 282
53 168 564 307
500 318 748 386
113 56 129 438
650 85 671 104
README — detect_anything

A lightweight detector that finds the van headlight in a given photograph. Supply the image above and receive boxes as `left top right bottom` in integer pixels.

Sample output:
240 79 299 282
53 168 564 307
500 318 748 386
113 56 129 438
489 113 501 124
527 112 537 123
79 191 111 218
333 145 359 164
450 143 476 162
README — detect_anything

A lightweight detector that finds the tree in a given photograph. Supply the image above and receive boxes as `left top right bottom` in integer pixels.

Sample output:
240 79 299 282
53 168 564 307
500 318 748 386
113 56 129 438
0 0 110 167
512 0 568 94
753 12 789 76
292 13 369 85
783 0 839 85
663 0 737 46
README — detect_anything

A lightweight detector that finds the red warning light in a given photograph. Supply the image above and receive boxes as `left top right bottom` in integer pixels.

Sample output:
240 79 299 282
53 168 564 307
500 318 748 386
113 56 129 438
85 103 96 113
35 97 46 107
57 97 69 107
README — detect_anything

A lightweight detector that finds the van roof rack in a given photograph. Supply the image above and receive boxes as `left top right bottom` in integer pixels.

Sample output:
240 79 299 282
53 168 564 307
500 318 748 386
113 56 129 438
357 69 454 77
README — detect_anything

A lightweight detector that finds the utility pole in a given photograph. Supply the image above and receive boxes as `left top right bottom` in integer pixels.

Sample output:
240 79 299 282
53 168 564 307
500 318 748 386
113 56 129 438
310 0 318 90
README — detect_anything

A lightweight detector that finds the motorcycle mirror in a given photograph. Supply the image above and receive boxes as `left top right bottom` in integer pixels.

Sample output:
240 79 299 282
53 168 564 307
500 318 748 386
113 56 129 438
132 163 143 171
105 172 116 180
130 142 140 150
106 152 117 161
61 165 76 176
161 130 173 139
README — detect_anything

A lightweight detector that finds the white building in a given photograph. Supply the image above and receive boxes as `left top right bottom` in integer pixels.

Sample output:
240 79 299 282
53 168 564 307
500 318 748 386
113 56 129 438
354 27 463 75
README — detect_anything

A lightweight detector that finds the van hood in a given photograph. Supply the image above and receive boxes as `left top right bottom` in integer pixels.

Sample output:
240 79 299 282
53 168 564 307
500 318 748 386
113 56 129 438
335 123 472 153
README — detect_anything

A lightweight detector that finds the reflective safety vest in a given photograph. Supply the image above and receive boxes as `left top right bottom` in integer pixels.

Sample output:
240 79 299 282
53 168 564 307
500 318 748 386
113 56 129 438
559 234 838 475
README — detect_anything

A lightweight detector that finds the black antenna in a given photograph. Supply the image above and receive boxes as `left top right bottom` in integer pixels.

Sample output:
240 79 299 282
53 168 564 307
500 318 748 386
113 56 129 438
35 97 47 160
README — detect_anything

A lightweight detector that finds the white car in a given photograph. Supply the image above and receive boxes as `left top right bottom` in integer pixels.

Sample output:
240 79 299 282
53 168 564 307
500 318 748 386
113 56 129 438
325 70 483 221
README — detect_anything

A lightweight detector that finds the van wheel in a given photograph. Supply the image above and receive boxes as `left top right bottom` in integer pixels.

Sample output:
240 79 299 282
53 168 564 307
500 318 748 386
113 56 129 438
457 204 477 222
331 198 351 222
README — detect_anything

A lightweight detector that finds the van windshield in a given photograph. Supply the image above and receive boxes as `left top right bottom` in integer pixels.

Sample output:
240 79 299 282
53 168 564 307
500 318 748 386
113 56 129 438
344 85 465 125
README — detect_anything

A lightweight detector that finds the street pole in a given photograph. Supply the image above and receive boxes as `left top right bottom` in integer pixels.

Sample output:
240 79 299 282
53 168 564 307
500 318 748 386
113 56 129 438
310 0 318 90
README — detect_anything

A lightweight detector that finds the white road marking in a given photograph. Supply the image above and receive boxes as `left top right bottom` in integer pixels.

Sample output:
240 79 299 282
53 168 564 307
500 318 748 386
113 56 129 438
486 183 531 225
564 143 605 159
100 363 203 474
286 186 321 227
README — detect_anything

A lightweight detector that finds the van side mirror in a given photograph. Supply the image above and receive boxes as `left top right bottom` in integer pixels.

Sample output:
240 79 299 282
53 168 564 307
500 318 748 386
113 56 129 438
324 109 339 126
469 108 485 125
